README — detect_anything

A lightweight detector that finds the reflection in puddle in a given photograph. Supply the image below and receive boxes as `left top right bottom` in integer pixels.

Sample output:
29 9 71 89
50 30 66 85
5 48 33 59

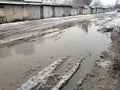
0 43 35 58
78 21 91 33
14 43 35 55
0 36 45 59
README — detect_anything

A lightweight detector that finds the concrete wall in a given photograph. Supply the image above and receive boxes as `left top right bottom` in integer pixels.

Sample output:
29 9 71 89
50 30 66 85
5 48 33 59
83 8 87 14
3 5 24 22
3 5 14 22
64 7 71 16
26 5 41 20
104 8 111 13
0 7 5 17
83 7 91 14
71 8 78 16
97 8 104 13
0 7 6 23
54 6 64 17
43 6 53 18
23 5 28 20
12 5 24 21
77 8 80 15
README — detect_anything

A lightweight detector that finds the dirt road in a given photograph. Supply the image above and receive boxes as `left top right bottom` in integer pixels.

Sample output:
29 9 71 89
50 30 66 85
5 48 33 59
0 11 119 90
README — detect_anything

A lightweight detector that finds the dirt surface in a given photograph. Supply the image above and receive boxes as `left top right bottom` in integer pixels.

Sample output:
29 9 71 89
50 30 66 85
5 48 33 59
0 12 119 90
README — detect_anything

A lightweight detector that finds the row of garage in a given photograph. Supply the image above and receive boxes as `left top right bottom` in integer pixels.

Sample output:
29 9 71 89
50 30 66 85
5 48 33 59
0 1 111 23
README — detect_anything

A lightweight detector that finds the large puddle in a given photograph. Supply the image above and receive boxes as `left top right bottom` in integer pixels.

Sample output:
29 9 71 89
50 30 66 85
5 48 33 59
0 22 111 90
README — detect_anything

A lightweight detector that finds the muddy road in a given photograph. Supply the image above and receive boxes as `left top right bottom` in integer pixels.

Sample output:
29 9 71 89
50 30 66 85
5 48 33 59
0 12 119 90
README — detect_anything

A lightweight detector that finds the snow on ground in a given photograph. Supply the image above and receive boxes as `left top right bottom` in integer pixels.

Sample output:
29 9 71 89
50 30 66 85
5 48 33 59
97 60 112 69
0 15 94 45
0 32 39 44
0 28 60 45
103 17 120 28
98 12 120 29
0 16 80 27
0 21 29 28
52 62 81 90
18 57 67 90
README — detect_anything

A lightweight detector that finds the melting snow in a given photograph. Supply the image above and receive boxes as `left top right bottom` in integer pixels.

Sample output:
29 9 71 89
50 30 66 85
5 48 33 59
18 57 67 90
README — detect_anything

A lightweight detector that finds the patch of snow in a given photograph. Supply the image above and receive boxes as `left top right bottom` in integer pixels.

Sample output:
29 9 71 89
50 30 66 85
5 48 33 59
77 78 83 86
18 57 67 90
0 28 60 45
98 60 112 69
99 16 120 29
51 62 81 90
0 32 39 44
0 21 28 27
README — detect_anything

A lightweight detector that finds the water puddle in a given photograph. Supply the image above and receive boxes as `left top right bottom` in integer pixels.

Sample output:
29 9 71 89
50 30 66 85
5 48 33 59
0 22 111 90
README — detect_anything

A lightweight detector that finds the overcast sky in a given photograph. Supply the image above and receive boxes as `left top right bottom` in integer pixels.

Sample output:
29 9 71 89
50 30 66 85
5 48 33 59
101 0 117 5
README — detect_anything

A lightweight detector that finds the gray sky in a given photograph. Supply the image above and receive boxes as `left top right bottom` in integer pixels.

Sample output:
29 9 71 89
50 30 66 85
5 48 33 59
101 0 117 5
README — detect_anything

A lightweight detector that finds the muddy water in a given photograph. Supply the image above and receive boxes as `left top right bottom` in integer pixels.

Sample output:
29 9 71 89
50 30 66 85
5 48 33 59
0 22 111 90
62 23 111 90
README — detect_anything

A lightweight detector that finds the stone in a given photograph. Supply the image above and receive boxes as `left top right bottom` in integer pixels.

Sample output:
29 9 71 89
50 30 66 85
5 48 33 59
37 65 41 68
32 68 36 71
